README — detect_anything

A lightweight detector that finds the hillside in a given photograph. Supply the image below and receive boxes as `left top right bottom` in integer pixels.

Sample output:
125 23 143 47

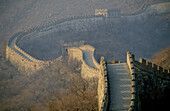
0 59 98 111
0 0 169 60
152 46 170 70
17 13 170 62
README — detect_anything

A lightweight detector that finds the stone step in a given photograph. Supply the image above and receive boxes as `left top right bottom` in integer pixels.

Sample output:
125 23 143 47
107 63 132 111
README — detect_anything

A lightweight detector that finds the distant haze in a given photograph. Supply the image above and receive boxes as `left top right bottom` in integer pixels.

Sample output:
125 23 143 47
0 0 170 61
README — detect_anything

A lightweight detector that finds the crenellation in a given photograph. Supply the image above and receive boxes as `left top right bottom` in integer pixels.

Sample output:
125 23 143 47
127 51 137 110
98 56 109 111
146 61 153 72
139 58 146 66
137 57 170 75
6 30 60 75
152 64 157 70
158 66 163 73
146 61 152 67
95 9 108 17
163 69 168 73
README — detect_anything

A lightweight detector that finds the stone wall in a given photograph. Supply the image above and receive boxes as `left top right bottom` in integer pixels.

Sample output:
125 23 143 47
6 30 60 75
97 57 108 111
6 43 61 75
6 15 105 75
95 9 108 17
79 45 100 69
6 15 103 75
68 45 100 79
6 46 45 75
122 2 170 22
127 52 170 111
127 51 137 111
68 47 83 62
135 58 170 76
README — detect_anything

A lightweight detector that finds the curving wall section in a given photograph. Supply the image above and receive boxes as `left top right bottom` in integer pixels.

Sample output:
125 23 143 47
6 1 170 76
79 45 100 69
6 31 60 75
6 15 104 75
68 45 100 79
6 46 45 75
68 46 109 110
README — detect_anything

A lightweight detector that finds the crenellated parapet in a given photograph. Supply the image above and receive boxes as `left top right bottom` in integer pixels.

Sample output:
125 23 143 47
135 58 170 75
127 51 137 111
6 29 60 75
6 45 45 75
6 15 105 75
127 51 170 111
98 57 109 111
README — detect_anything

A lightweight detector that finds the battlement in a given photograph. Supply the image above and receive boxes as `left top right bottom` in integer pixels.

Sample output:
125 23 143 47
95 9 108 17
126 51 170 75
95 8 120 17
98 57 108 111
135 58 170 75
6 15 104 75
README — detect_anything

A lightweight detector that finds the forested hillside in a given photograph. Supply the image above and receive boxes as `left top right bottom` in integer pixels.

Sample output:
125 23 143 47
152 46 170 70
0 59 98 111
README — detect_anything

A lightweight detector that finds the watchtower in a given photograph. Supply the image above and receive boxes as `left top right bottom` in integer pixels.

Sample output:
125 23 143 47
95 9 108 17
95 8 120 17
62 41 85 58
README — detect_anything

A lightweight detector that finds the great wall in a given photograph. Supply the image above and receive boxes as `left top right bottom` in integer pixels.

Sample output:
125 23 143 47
6 1 170 111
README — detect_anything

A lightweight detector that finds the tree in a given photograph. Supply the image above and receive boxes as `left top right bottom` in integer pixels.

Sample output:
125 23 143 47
49 77 98 111
152 46 170 69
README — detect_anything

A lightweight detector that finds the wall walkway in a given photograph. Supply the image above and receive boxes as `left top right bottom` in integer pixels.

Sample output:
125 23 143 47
107 63 132 111
68 45 100 79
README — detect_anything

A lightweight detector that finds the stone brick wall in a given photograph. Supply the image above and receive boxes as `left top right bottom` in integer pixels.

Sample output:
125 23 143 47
95 9 108 17
6 31 60 75
135 58 170 76
6 46 45 75
6 43 61 75
6 15 104 75
68 45 100 79
127 51 137 110
79 45 100 69
128 52 170 111
122 2 170 22
135 67 170 111
97 57 108 111
68 47 83 62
